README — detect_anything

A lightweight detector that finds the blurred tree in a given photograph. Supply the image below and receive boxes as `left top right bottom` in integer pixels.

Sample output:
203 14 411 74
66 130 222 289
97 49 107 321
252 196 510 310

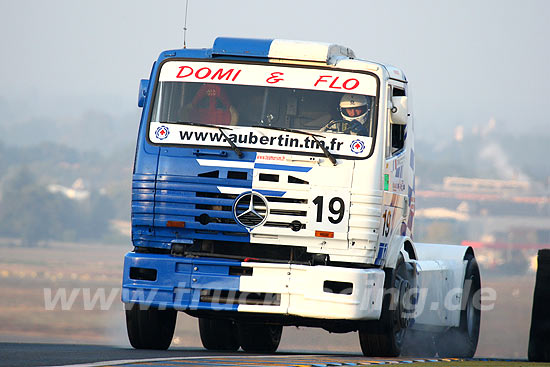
0 169 76 246
0 168 117 246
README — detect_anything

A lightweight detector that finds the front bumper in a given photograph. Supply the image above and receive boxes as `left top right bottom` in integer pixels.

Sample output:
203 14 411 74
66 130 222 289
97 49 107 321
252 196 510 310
122 252 385 320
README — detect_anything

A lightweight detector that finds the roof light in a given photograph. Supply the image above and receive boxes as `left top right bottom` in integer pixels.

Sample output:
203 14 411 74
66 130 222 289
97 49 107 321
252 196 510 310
211 37 355 64
269 39 355 63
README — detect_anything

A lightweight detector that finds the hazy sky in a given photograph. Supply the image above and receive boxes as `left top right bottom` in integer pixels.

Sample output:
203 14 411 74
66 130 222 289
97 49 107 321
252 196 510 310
1 0 548 139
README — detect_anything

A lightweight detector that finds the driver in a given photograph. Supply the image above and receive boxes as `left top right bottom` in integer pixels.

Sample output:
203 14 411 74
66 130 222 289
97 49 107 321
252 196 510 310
185 84 239 125
338 94 370 136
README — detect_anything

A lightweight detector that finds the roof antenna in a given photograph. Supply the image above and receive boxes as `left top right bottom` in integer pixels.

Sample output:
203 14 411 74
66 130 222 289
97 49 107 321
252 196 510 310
183 0 189 49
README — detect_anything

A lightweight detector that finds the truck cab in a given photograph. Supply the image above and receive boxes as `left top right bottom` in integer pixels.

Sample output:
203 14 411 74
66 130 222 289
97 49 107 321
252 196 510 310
122 37 480 357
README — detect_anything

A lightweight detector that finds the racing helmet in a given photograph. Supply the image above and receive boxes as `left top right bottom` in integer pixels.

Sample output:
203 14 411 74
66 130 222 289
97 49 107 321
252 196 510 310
339 94 370 125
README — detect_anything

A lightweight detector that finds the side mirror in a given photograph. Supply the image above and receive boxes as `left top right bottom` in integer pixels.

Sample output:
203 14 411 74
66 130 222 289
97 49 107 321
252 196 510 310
390 96 408 125
138 79 149 108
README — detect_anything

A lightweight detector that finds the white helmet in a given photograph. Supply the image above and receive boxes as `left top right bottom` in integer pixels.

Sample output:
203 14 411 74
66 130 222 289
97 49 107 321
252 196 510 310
339 94 369 125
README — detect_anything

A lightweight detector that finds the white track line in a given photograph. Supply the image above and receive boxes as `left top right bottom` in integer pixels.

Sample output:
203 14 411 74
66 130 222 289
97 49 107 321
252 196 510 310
39 353 321 367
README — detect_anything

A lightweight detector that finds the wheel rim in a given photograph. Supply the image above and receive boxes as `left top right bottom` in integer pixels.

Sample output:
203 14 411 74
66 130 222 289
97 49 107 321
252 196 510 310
393 260 415 348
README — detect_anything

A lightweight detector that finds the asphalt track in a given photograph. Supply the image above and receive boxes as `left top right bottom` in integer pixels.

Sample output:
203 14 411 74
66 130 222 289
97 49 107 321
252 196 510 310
1 343 505 367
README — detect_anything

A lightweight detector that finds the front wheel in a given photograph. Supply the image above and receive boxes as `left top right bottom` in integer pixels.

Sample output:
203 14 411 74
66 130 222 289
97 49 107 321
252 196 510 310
359 254 416 357
199 318 240 351
436 253 481 357
125 305 177 350
238 323 282 353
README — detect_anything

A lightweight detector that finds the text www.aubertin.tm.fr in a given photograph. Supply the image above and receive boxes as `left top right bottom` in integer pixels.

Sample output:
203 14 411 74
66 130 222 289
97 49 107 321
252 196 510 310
178 130 346 151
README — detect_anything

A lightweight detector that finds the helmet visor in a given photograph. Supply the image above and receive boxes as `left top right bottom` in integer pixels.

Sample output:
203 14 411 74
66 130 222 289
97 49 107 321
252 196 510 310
341 105 367 118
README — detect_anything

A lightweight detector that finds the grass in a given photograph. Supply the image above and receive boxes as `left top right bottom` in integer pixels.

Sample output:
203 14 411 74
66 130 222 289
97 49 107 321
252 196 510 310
410 362 550 367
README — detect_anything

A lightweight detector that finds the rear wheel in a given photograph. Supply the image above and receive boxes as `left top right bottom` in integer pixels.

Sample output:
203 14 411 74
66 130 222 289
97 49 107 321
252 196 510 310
436 253 481 357
238 323 282 353
125 305 177 350
198 318 240 351
401 329 437 357
359 254 416 357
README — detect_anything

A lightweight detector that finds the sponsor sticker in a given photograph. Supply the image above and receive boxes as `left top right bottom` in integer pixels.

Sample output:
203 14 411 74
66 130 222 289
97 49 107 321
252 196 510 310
149 122 373 159
159 61 378 96
256 154 286 162
350 139 365 154
155 126 170 140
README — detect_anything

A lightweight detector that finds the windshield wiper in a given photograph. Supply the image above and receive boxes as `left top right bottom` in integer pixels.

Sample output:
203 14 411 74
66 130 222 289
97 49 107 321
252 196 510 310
176 121 243 158
252 125 337 165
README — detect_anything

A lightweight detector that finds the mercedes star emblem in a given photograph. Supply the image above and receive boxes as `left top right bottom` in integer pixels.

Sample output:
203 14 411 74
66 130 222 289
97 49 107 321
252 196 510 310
233 191 269 228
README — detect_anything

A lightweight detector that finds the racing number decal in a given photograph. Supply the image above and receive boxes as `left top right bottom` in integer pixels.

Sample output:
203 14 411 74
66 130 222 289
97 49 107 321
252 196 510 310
382 209 392 237
308 190 350 233
380 207 395 241
313 196 345 224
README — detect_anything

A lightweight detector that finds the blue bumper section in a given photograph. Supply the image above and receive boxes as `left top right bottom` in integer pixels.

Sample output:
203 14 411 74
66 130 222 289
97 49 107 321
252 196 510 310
122 252 241 311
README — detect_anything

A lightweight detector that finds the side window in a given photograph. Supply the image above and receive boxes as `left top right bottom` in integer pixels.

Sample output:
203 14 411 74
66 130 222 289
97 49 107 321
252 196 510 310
390 86 406 155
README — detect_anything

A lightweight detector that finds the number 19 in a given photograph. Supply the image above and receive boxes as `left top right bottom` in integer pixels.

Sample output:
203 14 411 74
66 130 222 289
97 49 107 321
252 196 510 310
313 196 345 224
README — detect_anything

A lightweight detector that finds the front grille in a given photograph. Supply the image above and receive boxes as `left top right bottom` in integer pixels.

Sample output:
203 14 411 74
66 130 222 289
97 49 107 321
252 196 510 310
262 196 308 229
237 211 264 226
151 174 248 245
134 169 312 248
192 187 308 232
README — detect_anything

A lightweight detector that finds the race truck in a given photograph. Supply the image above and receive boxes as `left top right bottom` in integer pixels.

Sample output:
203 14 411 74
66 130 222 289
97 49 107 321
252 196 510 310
122 37 481 357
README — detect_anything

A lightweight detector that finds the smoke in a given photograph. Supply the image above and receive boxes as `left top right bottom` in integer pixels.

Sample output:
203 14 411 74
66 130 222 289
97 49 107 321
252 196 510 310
479 141 529 181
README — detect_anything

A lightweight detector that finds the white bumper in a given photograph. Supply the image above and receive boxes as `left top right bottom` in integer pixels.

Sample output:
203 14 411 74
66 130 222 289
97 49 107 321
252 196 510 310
238 263 385 320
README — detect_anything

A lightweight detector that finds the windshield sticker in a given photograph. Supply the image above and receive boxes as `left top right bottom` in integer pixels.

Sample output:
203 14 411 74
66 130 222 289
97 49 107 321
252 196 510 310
256 154 286 162
149 122 372 158
350 139 365 154
160 61 377 96
155 125 170 140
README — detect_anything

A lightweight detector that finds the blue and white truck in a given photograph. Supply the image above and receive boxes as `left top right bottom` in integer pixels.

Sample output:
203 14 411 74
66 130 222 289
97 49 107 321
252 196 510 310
122 37 481 357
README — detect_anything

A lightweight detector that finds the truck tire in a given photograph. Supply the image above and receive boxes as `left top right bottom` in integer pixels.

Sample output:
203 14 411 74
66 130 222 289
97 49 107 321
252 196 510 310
400 329 437 357
436 253 481 357
528 249 550 361
238 323 282 353
125 305 177 350
359 254 416 357
199 318 240 351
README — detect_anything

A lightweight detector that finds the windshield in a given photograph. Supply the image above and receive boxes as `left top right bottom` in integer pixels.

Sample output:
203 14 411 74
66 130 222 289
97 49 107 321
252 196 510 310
149 60 379 159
